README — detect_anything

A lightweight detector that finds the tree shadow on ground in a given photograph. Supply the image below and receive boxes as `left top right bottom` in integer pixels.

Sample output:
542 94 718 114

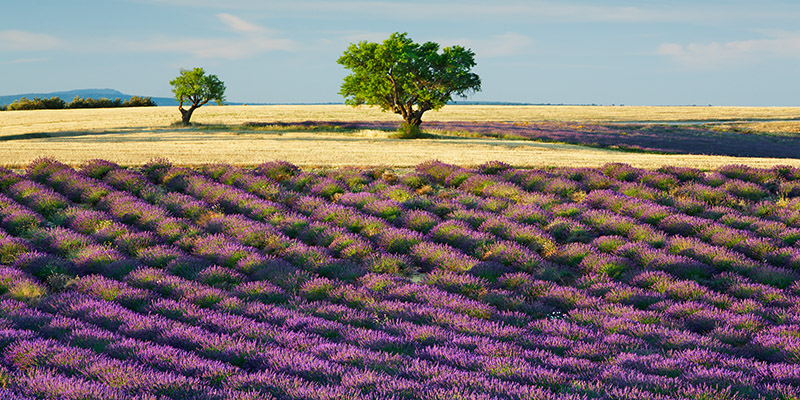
5 120 799 159
0 126 209 142
246 121 800 159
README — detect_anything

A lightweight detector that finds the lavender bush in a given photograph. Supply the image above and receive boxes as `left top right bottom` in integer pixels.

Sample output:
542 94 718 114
0 159 797 400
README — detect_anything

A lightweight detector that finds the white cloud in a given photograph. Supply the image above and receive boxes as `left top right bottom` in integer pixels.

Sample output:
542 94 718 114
447 33 534 58
6 57 49 64
127 35 293 59
475 33 534 58
292 2 666 23
657 32 800 69
217 13 270 34
0 30 62 51
129 0 800 24
327 31 533 58
107 13 293 59
0 13 292 60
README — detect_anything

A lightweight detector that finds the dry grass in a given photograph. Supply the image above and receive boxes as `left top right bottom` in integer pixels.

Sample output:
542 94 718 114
437 105 800 123
2 129 798 170
2 105 799 169
0 106 393 136
723 121 800 135
4 104 800 136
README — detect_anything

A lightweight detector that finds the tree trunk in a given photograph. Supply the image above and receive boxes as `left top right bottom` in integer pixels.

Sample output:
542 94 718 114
405 110 424 127
179 105 197 126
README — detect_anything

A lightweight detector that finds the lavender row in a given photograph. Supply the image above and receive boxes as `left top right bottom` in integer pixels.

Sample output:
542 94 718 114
50 160 800 396
1 162 406 394
18 159 608 396
122 161 800 360
1 159 800 399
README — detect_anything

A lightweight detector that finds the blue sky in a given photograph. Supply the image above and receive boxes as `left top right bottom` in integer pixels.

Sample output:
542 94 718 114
2 0 800 105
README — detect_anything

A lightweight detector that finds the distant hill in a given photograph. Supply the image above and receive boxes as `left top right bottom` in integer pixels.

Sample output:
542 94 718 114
0 89 177 107
1 89 551 108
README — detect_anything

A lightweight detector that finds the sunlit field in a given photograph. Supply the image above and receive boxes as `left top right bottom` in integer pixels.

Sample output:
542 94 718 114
1 105 799 169
2 104 800 399
3 105 800 135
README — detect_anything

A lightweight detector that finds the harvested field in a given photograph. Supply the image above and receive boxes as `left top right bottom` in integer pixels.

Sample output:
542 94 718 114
1 105 798 169
251 120 800 158
1 129 799 170
3 104 800 135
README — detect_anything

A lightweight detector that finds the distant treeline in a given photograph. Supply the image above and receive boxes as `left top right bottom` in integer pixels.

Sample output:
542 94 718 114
1 95 156 111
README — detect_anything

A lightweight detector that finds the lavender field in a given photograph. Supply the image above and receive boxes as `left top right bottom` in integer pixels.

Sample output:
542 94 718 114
1 158 800 399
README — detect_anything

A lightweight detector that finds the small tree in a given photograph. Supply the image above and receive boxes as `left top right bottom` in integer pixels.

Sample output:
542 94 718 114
169 67 226 125
338 32 481 137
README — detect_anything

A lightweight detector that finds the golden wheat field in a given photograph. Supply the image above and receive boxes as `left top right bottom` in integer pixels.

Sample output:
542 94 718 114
4 105 800 135
1 105 799 169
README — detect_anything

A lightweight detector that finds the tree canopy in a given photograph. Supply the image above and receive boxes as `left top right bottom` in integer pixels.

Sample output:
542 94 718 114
169 67 226 125
337 32 481 136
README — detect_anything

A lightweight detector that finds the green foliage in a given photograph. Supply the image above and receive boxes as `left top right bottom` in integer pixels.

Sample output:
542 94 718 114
68 95 156 108
170 67 226 106
4 95 155 111
123 96 157 107
68 96 122 108
338 32 481 132
169 67 226 125
7 96 66 110
393 122 424 139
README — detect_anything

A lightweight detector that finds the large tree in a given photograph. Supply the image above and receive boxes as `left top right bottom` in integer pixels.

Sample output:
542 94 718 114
338 32 481 136
169 67 226 125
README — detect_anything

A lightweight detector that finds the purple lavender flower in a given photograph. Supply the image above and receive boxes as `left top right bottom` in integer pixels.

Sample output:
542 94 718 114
427 220 494 254
722 179 770 202
254 160 301 182
638 170 678 191
504 169 552 192
396 209 441 234
544 217 594 243
477 161 511 175
80 159 120 179
337 191 380 209
410 241 478 273
675 182 734 206
502 203 551 226
0 230 32 264
362 199 404 222
0 168 24 191
578 253 633 278
3 160 800 398
62 207 129 243
718 164 774 185
11 368 131 400
72 245 126 274
0 266 46 304
479 240 546 274
309 177 347 200
544 177 582 198
6 180 70 219
658 165 705 182
103 168 153 195
601 163 642 182
458 174 502 195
